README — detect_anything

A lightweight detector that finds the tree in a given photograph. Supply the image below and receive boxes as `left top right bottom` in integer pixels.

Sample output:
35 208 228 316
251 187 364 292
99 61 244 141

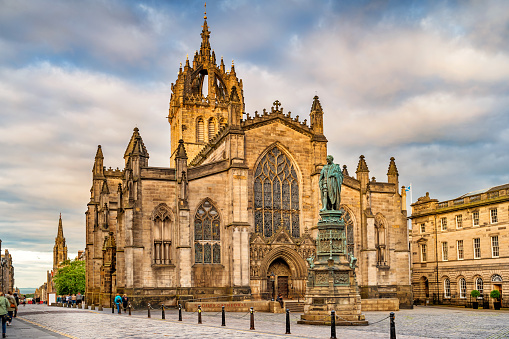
53 260 85 295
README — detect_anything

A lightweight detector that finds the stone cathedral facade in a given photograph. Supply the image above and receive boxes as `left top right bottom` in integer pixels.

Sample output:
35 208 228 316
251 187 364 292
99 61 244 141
85 15 412 308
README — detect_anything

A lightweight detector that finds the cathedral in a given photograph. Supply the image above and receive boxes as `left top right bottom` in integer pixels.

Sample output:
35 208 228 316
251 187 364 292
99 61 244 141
85 13 412 309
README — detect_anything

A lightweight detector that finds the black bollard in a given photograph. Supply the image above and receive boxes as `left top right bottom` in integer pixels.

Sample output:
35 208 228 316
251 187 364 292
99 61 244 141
330 310 336 339
250 307 255 330
119 303 121 314
285 308 291 334
148 303 151 318
128 302 132 316
178 304 182 321
221 306 225 326
162 304 165 320
390 312 396 339
198 305 202 324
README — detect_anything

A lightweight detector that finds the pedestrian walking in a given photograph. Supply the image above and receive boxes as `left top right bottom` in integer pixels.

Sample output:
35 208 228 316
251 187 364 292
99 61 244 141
12 294 18 318
122 294 129 312
72 294 76 305
5 292 16 326
0 292 9 338
76 293 82 305
114 294 122 314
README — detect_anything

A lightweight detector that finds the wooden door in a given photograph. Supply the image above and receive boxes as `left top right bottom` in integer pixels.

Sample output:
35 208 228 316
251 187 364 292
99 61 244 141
278 276 289 298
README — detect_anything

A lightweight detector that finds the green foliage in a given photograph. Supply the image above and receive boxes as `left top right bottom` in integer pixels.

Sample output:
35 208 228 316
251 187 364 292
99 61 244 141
490 289 501 299
470 290 481 298
53 260 85 295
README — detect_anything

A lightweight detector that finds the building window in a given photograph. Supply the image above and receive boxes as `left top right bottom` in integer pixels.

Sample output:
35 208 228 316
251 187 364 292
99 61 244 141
472 211 479 227
440 217 447 231
421 244 427 262
254 146 300 238
456 215 463 229
375 215 388 266
492 274 503 282
457 240 464 260
473 238 481 259
492 236 500 258
208 118 216 141
220 118 227 129
459 278 466 298
420 223 425 234
196 118 204 143
442 242 448 261
152 204 172 265
490 209 498 224
476 277 483 295
444 278 451 298
194 199 221 264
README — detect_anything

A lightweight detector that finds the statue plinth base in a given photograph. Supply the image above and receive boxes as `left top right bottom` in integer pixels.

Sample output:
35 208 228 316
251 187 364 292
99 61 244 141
299 210 368 326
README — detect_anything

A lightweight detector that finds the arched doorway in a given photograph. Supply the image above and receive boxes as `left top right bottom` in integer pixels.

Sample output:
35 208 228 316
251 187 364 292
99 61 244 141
267 258 291 299
421 276 430 299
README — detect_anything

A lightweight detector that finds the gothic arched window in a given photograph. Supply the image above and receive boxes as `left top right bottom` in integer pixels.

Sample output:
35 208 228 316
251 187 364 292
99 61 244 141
254 146 300 238
194 200 221 264
196 118 204 143
153 204 172 265
208 118 216 141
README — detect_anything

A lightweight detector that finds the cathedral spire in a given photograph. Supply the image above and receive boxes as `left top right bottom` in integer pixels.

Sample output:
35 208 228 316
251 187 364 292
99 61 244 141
200 3 211 58
387 157 399 188
57 213 64 240
310 95 324 135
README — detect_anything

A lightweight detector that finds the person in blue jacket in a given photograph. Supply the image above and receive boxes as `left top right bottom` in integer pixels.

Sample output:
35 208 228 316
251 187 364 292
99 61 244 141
114 293 122 314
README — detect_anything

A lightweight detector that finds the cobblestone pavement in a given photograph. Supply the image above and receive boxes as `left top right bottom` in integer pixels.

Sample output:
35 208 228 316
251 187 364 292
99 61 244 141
11 304 509 338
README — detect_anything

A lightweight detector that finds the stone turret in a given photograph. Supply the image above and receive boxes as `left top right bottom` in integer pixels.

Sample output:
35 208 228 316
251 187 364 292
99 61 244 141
309 95 324 135
356 155 370 189
387 157 399 188
93 145 104 178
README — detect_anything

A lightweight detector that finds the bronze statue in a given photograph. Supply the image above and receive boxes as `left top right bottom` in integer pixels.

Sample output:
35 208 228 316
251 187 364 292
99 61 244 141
319 155 343 211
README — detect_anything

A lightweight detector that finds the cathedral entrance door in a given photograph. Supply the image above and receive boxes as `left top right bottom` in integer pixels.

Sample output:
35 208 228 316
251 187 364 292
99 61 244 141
278 276 289 298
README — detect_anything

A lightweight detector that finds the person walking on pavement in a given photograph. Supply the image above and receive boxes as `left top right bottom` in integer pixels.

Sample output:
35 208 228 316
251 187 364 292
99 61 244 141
76 293 82 305
114 293 122 314
12 294 18 318
0 292 9 338
121 294 129 313
4 292 16 326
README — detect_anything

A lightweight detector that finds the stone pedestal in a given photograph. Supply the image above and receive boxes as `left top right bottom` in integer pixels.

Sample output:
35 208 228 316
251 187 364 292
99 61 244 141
299 210 368 326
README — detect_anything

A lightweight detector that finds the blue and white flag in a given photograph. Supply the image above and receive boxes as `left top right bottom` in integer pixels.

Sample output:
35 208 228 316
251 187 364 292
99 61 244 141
405 185 411 192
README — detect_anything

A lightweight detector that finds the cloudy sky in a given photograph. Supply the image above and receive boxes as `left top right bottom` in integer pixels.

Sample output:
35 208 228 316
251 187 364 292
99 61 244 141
1 0 509 288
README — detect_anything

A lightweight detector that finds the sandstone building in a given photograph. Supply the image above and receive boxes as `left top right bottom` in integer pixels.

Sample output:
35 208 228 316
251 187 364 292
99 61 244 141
85 13 412 308
0 240 14 293
410 184 509 308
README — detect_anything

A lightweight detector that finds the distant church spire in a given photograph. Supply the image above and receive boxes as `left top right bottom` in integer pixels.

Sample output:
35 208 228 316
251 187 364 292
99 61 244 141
53 214 68 272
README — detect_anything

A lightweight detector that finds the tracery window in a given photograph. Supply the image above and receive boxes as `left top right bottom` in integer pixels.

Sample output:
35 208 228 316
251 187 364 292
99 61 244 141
153 204 172 265
196 118 204 143
254 147 300 238
194 200 221 264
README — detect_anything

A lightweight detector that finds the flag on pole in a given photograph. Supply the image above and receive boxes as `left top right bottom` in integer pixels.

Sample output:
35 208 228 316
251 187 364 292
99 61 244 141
405 185 411 192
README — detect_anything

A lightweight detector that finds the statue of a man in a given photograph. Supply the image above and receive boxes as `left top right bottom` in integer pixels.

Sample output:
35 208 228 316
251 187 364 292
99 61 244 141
319 155 343 211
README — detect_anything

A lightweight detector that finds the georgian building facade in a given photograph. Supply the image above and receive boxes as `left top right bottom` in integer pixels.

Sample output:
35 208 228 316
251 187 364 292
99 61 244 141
410 184 509 307
85 14 412 308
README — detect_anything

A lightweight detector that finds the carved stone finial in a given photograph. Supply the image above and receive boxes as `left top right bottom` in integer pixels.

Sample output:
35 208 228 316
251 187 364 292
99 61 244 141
204 2 207 19
273 100 281 112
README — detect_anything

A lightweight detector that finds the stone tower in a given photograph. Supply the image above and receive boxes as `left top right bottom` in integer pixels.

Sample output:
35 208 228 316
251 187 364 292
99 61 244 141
53 213 68 272
168 8 244 163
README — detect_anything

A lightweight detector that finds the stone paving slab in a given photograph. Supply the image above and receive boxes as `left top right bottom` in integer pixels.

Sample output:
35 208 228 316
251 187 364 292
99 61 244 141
11 304 509 338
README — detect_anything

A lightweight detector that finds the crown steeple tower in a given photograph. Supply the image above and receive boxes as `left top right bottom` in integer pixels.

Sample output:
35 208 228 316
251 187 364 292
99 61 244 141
168 4 245 165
